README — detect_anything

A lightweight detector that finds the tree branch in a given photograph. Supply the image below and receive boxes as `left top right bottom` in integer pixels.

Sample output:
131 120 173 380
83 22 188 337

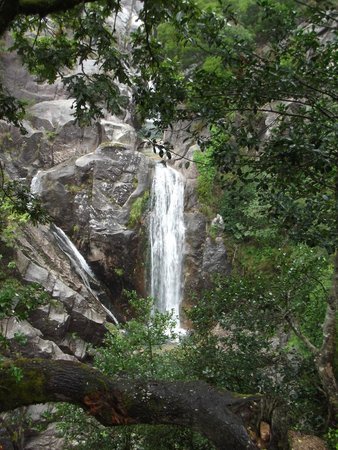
0 358 264 450
284 312 318 355
17 0 91 15
0 0 103 35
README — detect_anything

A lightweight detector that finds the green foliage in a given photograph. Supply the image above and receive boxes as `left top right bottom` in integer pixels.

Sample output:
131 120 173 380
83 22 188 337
0 82 26 132
45 130 57 141
239 0 298 44
95 292 178 379
1 0 200 127
65 183 86 195
8 1 131 126
114 267 124 277
0 202 29 246
128 191 149 228
193 148 221 217
0 191 50 354
325 427 338 450
219 178 278 243
0 267 50 357
9 364 24 382
0 279 49 322
0 180 49 233
0 158 48 237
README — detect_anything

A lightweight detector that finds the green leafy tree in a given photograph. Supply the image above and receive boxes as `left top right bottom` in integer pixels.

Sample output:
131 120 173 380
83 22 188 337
183 244 331 429
158 0 336 429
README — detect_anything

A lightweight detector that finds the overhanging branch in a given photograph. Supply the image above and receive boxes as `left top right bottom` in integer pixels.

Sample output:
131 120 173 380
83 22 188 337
17 0 93 15
0 358 261 450
0 0 104 35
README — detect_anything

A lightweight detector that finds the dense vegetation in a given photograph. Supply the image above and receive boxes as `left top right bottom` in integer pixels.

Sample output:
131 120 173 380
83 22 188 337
0 0 337 448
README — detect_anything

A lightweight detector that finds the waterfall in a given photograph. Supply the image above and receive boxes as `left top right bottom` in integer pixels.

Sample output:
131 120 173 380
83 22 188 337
51 224 95 279
50 224 118 325
30 171 43 195
149 163 185 331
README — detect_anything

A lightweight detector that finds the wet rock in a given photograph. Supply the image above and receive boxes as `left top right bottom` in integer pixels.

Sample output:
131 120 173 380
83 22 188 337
183 209 230 304
60 334 88 360
28 303 70 342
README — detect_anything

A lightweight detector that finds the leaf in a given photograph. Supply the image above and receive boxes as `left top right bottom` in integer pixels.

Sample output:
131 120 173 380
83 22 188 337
185 161 190 169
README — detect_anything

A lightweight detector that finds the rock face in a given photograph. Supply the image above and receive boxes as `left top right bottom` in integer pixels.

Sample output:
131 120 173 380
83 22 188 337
1 105 230 331
3 222 117 361
0 2 227 448
32 140 153 315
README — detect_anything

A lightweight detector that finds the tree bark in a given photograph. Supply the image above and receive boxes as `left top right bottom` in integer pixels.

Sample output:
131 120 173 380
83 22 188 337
0 0 99 35
0 358 281 450
17 0 94 15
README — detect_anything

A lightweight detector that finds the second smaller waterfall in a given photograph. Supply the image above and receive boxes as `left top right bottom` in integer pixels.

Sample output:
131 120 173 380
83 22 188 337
51 224 118 325
150 164 185 330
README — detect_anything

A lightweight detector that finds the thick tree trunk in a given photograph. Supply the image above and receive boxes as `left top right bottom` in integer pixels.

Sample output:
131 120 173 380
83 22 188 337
0 358 288 450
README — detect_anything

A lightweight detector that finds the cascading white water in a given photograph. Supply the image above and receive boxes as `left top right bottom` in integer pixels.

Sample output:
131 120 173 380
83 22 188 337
51 224 95 279
51 224 118 325
30 171 43 195
149 163 185 330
